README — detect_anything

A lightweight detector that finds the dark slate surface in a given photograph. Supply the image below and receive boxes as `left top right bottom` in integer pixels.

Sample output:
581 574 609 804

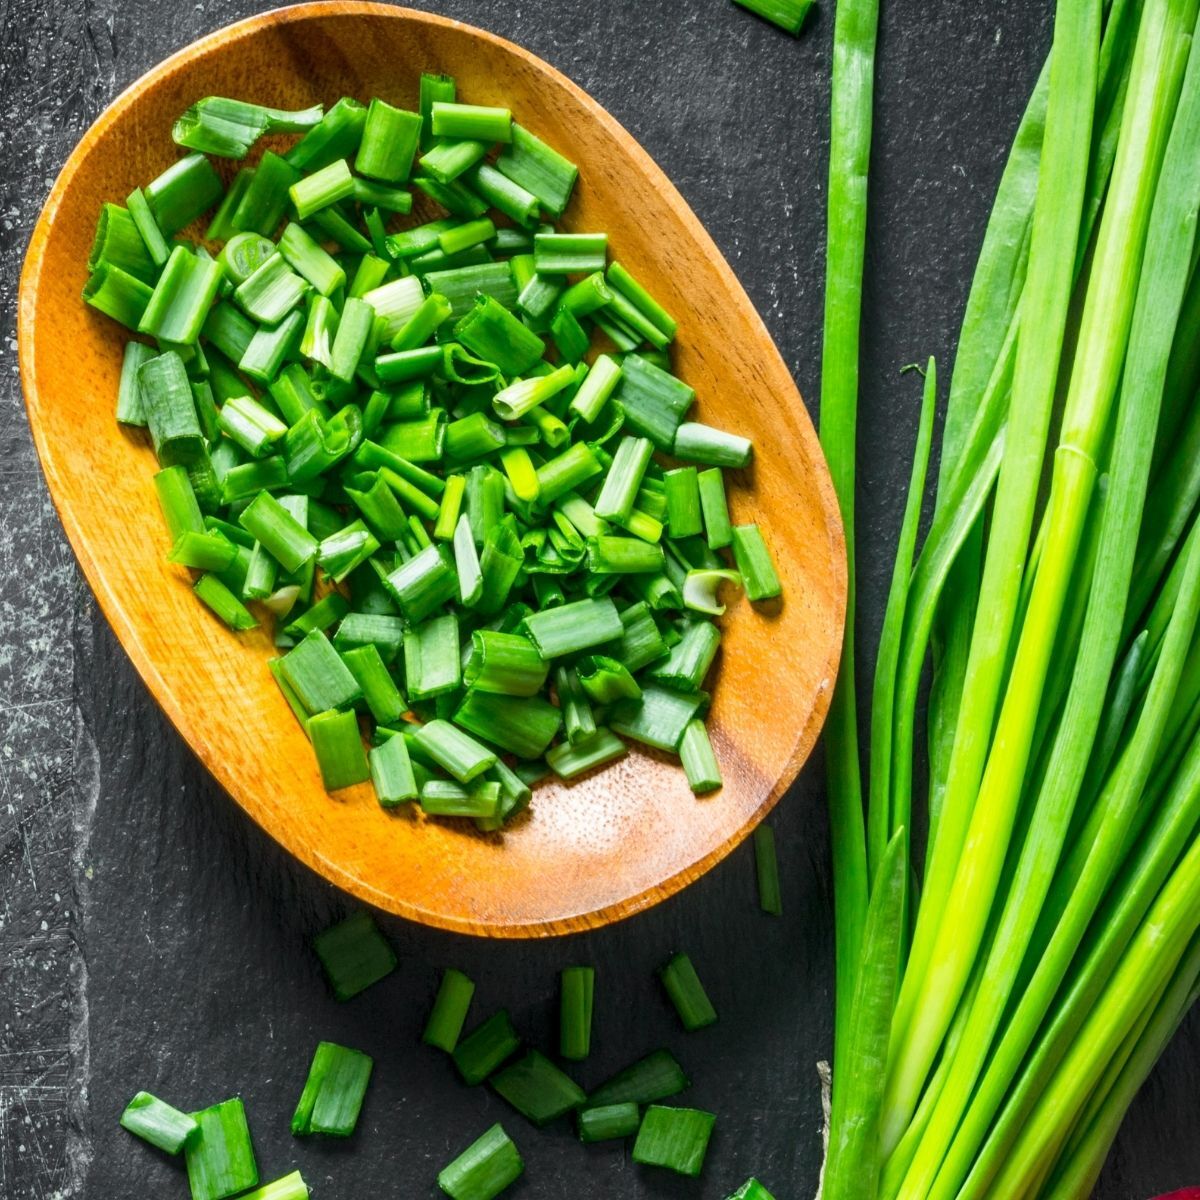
2 1 1199 1197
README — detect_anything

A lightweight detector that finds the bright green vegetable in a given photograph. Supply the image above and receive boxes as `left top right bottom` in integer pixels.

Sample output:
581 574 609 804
184 1098 258 1200
119 1091 199 1153
311 910 396 1000
291 1041 373 1137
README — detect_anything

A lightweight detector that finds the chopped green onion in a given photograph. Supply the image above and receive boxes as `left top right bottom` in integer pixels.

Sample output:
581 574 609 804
587 1048 689 1107
184 1098 258 1200
287 97 367 171
594 436 654 523
679 720 722 794
569 354 622 422
206 168 255 241
231 151 300 237
368 726 418 806
278 629 360 713
453 690 562 759
312 910 396 1000
125 186 170 267
533 232 607 274
120 1091 199 1154
289 158 355 221
341 643 405 724
385 542 458 622
587 535 664 575
83 262 153 329
455 294 545 376
491 1050 586 1127
454 1010 521 1085
664 468 703 537
88 202 155 282
237 1172 310 1200
173 96 323 157
144 152 223 236
696 468 733 549
753 824 782 916
413 719 497 783
168 530 238 571
421 138 490 184
291 1041 373 1137
560 966 595 1061
437 1124 523 1200
432 102 512 143
465 630 549 696
194 572 258 630
545 728 627 779
138 349 205 464
496 124 578 216
577 1102 640 1143
279 222 345 295
606 262 677 341
535 442 603 505
730 524 782 601
469 163 539 227
329 296 376 382
577 655 642 704
239 491 318 572
492 363 574 420
424 968 476 1053
421 778 502 819
632 1106 716 1177
155 464 205 539
356 99 422 183
420 73 457 145
521 596 623 658
727 1179 777 1200
650 621 721 690
674 421 753 468
307 709 370 790
615 354 694 449
117 340 155 425
424 261 518 317
405 613 462 700
658 952 717 1030
235 253 309 324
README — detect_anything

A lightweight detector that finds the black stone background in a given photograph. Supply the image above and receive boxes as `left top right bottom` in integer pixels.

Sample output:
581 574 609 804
2 1 1199 1197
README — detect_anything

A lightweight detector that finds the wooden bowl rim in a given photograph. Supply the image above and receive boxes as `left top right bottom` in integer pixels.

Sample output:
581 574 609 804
17 0 846 937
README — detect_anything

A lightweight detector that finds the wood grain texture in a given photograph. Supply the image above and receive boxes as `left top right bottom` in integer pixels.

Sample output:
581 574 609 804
17 4 845 937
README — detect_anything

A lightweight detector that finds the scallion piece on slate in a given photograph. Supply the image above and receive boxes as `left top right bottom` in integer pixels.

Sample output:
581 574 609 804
732 0 815 36
659 952 717 1030
453 1010 521 1086
437 1124 524 1200
631 1105 716 1177
184 1098 258 1200
754 824 782 915
577 1101 640 1143
120 1091 199 1154
312 910 397 1001
727 1179 777 1200
491 1050 587 1127
559 966 595 1061
238 1172 311 1200
587 1049 690 1108
291 1041 373 1137
424 968 476 1053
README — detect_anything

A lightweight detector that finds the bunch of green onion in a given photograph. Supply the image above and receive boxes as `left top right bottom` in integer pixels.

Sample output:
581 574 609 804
820 0 1200 1197
82 79 782 824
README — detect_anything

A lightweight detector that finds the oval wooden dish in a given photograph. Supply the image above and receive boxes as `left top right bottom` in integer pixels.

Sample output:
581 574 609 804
18 2 845 937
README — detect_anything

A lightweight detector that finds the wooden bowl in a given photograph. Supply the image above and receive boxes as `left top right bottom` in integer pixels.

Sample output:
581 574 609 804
18 2 845 937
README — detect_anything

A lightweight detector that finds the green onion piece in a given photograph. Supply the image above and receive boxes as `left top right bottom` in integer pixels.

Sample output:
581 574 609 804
445 410 506 462
611 683 703 751
517 270 563 329
697 468 733 549
419 72 457 145
535 442 603 505
168 530 238 571
561 271 614 317
120 1091 199 1154
555 665 597 746
453 1010 521 1085
533 232 608 275
632 1106 716 1177
560 966 595 1061
231 151 301 237
392 292 454 351
424 261 518 317
173 96 323 157
594 436 654 523
239 491 318 572
117 340 155 425
491 1050 586 1127
491 363 574 420
386 217 459 259
308 709 370 790
615 354 694 449
184 1098 259 1200
308 206 371 252
545 728 627 779
550 306 590 363
421 778 502 819
431 102 512 143
496 124 578 217
664 468 703 537
610 600 668 673
139 246 222 345
454 511 484 606
368 730 418 807
220 457 288 505
455 294 545 376
437 1123 523 1200
204 301 257 362
283 592 349 641
289 158 355 221
587 1048 690 1107
363 274 426 340
658 952 717 1030
586 535 664 575
679 720 722 794
753 824 782 916
235 253 309 324
607 262 677 341
279 222 346 296
651 620 721 690
570 354 622 423
219 231 276 284
413 719 498 783
577 655 642 704
291 1040 373 1137
469 163 540 227
385 542 458 622
206 168 255 241
329 296 375 382
83 262 153 329
145 152 223 236
341 644 405 725
125 186 170 267
421 137 490 184
674 422 753 468
465 630 549 697
521 596 623 658
240 311 304 384
312 910 397 1001
194 571 257 630
727 1181 776 1200
88 201 155 282
356 99 423 182
347 473 408 542
278 629 360 713
404 613 461 700
353 177 413 212
577 1102 640 1144
336 609 406 663
155 464 205 539
484 759 534 829
733 0 814 34
218 394 287 457
237 1172 310 1200
286 97 367 171
378 412 446 464
318 519 380 583
301 294 338 369
730 524 782 601
500 446 540 503
415 174 489 217
424 968 476 1052
453 690 562 760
